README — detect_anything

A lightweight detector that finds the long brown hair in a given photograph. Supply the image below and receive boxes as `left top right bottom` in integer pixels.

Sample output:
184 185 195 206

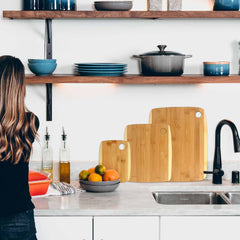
0 56 38 164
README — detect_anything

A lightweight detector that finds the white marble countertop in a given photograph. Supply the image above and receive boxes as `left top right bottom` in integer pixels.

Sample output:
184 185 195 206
33 180 240 216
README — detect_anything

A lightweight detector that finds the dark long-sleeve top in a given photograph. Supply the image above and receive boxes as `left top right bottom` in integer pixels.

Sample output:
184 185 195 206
0 113 39 216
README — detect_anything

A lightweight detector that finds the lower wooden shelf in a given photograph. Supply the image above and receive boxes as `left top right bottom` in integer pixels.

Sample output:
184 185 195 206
25 74 240 84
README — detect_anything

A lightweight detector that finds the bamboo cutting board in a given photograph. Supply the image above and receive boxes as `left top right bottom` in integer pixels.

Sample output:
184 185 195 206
99 140 131 182
150 107 207 182
124 124 172 182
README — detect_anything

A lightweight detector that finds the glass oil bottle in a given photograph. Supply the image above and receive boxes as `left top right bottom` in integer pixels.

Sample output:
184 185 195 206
59 127 70 183
42 127 53 179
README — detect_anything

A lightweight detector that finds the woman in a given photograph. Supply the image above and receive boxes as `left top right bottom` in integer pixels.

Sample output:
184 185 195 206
0 56 39 240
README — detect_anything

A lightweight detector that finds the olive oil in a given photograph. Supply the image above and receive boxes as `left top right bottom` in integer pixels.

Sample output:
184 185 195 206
59 128 70 183
59 162 70 183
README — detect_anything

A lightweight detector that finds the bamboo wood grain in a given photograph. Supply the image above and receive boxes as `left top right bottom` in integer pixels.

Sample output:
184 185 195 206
4 11 240 19
99 140 131 182
149 107 207 182
25 74 240 84
125 124 172 182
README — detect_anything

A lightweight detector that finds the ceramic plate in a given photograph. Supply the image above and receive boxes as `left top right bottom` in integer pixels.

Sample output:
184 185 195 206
75 66 127 70
74 63 127 67
75 72 125 76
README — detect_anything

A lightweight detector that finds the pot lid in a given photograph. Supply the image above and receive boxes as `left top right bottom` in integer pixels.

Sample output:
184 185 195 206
140 45 185 56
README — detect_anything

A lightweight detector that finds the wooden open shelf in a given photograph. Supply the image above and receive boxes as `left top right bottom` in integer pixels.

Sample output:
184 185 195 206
25 74 240 84
4 10 240 19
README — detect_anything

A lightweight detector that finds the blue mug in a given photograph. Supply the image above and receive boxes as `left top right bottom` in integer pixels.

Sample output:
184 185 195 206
214 0 239 10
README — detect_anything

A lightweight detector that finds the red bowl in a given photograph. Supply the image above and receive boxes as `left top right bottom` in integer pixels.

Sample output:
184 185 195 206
29 179 52 196
29 170 48 181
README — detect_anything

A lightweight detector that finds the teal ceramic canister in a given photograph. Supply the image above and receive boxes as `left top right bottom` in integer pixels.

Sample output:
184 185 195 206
203 61 230 76
214 0 239 10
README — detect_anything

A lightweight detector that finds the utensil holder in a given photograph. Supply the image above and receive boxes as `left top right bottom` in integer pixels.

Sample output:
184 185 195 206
168 0 182 10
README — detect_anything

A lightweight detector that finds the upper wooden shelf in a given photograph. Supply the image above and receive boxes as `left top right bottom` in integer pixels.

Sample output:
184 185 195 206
4 10 240 19
25 74 240 84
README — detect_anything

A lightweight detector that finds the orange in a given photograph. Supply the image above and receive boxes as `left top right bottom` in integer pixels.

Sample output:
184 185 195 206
88 173 102 182
95 165 106 176
88 167 95 174
103 169 119 181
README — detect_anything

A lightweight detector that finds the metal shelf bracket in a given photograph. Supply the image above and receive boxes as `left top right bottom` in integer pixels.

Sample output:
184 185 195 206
45 18 52 121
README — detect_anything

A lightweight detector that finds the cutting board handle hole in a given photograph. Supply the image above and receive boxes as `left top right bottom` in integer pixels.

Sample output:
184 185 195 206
160 128 167 135
195 111 202 118
119 143 125 150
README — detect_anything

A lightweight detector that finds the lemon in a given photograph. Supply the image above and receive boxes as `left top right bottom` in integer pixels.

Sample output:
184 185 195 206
95 165 106 176
79 170 90 180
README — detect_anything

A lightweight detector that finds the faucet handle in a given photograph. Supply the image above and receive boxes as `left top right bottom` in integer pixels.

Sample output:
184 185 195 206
204 171 213 174
204 169 224 176
204 169 224 184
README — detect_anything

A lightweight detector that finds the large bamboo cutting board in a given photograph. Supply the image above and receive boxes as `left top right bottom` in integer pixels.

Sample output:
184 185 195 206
124 124 172 182
99 140 131 182
150 107 207 182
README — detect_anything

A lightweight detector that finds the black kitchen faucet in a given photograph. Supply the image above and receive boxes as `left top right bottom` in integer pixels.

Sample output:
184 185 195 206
204 120 240 184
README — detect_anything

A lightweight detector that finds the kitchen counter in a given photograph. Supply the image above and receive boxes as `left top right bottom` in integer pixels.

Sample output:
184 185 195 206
33 180 240 216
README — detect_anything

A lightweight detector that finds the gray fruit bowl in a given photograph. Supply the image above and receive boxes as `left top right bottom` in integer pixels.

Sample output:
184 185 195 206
79 179 120 192
94 1 133 11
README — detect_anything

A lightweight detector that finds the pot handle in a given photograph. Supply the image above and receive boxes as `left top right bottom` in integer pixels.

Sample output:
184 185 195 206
132 55 142 59
185 55 193 58
157 45 167 52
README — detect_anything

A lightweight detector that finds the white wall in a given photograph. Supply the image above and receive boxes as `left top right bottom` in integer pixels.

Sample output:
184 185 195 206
1 0 240 180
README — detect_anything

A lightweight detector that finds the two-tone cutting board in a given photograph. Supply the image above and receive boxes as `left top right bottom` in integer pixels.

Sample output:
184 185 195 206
150 107 207 182
99 140 131 182
124 124 172 182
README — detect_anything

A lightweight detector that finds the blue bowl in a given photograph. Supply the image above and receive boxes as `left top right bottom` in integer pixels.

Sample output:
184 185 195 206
203 62 230 76
214 0 239 10
28 59 57 63
28 62 57 76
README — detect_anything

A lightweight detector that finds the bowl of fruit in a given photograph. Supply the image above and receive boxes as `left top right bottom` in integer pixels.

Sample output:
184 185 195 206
79 165 120 192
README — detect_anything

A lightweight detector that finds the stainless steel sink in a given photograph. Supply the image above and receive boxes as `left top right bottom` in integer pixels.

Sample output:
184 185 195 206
225 192 240 204
152 192 229 205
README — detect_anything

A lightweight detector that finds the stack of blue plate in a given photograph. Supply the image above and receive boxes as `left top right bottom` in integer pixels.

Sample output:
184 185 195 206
74 63 127 76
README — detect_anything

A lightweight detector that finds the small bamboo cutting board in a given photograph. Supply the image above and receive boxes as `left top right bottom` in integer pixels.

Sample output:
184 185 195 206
149 107 207 182
99 140 131 182
124 124 172 182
